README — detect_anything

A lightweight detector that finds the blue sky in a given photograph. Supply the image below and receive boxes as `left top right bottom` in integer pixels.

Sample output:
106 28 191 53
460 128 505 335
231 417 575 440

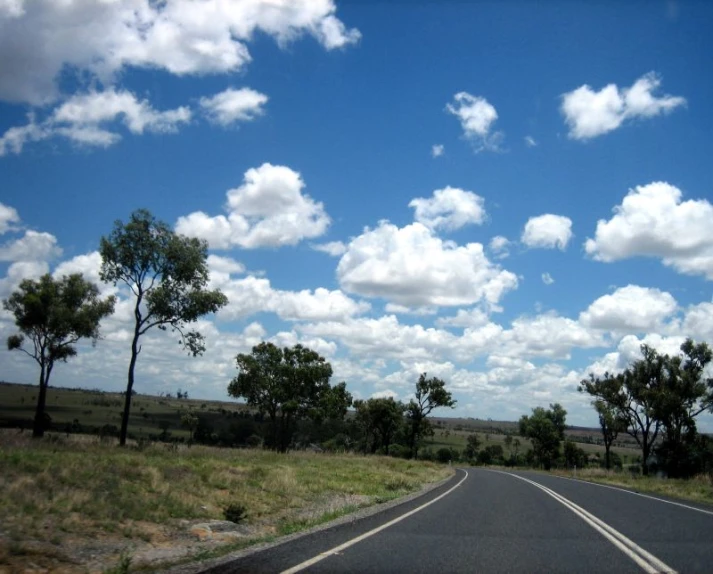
1 0 713 429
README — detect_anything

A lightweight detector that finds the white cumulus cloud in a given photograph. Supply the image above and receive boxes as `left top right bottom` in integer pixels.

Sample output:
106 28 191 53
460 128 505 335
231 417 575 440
0 230 62 262
522 214 573 250
446 92 503 152
409 186 486 231
0 0 360 106
0 260 49 298
311 241 347 256
681 302 713 342
207 265 370 323
489 236 511 259
436 307 490 329
584 182 713 279
0 89 191 155
176 163 330 249
0 203 20 234
579 285 678 332
336 221 518 308
199 87 268 126
541 273 554 285
431 144 444 157
561 72 686 140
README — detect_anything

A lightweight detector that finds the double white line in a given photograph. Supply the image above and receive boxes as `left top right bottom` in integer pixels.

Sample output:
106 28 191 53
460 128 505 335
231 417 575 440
498 471 677 574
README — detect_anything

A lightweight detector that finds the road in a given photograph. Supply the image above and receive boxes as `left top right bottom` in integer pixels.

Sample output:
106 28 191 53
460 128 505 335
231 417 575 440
201 468 713 574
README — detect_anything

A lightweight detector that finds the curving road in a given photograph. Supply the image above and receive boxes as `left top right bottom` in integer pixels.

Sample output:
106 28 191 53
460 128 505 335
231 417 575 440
200 468 713 574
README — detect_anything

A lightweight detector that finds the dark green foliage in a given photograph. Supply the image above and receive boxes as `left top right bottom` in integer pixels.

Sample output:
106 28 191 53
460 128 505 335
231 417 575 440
406 373 456 459
354 397 405 455
388 444 411 459
436 447 455 464
218 419 258 447
593 399 627 470
223 503 247 524
3 273 115 438
317 382 353 422
228 342 346 452
519 404 566 470
608 451 623 470
100 209 228 446
477 445 505 466
653 339 713 477
464 433 481 461
180 412 199 442
563 440 588 468
581 339 713 477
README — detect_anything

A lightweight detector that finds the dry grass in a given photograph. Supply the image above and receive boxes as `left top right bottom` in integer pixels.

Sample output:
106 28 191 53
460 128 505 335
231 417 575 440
0 430 452 573
551 467 713 506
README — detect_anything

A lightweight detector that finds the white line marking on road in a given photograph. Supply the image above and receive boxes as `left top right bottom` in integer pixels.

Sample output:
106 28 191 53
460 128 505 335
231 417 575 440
494 471 677 574
280 469 469 574
544 473 713 517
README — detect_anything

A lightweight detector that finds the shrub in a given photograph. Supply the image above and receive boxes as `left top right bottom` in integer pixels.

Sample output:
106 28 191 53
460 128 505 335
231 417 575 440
436 447 453 464
388 444 411 459
245 434 262 448
419 448 434 461
223 503 247 524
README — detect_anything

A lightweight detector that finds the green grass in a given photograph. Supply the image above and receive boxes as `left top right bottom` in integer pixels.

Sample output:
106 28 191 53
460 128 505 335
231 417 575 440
0 430 452 572
551 467 713 506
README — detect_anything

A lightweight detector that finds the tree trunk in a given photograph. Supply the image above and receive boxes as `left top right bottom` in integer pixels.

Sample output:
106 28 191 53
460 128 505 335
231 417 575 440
641 436 650 476
119 322 141 446
32 361 49 438
604 438 611 470
409 416 421 459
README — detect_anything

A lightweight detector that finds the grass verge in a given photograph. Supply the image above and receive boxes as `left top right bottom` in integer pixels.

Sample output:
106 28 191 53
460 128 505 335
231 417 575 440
551 467 713 506
0 430 452 573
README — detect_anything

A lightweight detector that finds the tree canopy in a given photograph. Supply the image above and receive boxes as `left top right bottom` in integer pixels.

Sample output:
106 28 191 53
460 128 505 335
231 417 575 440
580 339 713 476
354 397 405 455
100 208 228 445
518 403 567 470
3 273 115 437
228 341 347 452
406 373 456 458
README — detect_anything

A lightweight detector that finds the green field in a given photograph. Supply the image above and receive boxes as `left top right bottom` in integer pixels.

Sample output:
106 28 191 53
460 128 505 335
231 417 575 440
0 381 247 441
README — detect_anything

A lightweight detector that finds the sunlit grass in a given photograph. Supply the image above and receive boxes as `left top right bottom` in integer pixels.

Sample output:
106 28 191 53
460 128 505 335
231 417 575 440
551 467 713 505
0 430 452 572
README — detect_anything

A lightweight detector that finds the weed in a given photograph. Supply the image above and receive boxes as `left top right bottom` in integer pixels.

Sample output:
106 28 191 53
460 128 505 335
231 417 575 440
385 477 414 491
103 549 132 574
223 503 247 524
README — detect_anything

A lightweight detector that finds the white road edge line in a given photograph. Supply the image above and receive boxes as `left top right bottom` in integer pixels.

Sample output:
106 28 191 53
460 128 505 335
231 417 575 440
495 471 677 574
279 469 469 574
544 473 713 517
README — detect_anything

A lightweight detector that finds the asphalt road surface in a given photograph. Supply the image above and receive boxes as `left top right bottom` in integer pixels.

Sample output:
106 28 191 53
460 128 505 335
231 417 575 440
202 468 713 574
